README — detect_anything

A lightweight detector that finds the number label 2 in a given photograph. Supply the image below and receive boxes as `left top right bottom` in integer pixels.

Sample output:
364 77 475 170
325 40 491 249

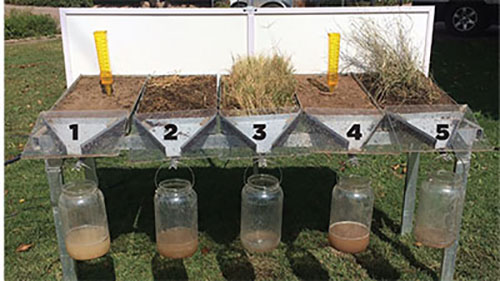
346 124 362 140
164 124 178 140
69 124 78 141
435 124 450 141
252 124 267 140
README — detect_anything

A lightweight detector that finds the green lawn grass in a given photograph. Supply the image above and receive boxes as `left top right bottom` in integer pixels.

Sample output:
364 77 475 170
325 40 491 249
4 38 499 280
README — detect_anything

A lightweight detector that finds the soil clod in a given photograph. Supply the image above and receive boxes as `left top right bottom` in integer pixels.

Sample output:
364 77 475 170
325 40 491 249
307 77 330 93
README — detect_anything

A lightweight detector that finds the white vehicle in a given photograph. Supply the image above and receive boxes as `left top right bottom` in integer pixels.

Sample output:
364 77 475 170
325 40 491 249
413 0 499 35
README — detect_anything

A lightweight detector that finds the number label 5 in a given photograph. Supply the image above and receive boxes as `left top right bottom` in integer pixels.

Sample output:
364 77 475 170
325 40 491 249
252 124 267 140
435 124 450 141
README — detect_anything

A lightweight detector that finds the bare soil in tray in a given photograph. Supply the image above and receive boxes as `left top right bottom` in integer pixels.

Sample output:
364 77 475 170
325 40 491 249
137 75 217 114
53 76 146 111
296 74 376 110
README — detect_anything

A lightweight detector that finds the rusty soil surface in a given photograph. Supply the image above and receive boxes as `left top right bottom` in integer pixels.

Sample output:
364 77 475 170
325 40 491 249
296 75 376 110
53 76 146 111
137 75 217 113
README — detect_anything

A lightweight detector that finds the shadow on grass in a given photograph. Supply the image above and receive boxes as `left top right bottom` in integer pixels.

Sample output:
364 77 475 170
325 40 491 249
77 255 115 281
96 165 437 279
432 26 499 119
286 245 329 281
98 166 335 244
151 253 188 281
216 245 255 281
371 208 438 279
354 248 400 280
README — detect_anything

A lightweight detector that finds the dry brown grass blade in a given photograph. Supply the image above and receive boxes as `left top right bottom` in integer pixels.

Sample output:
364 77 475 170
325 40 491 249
16 243 33 252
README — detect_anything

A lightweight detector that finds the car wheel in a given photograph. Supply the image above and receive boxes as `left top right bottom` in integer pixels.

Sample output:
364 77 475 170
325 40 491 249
261 2 284 7
445 3 487 36
231 1 247 7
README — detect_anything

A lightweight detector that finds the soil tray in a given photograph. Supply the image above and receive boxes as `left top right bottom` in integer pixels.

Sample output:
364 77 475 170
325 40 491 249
353 74 481 151
23 75 148 159
280 74 387 153
133 75 218 158
219 76 300 155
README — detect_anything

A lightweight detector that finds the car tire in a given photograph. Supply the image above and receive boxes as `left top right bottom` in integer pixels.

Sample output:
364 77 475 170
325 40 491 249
445 3 488 36
261 2 284 7
231 1 247 7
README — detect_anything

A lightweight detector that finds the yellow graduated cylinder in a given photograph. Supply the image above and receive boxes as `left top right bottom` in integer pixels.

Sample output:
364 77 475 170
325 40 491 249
327 33 340 92
93 31 113 95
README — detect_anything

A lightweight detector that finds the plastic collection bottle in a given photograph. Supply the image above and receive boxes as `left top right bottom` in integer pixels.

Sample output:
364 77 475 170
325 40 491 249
414 170 464 248
58 168 464 260
58 180 111 261
328 175 374 254
240 173 284 253
154 178 199 259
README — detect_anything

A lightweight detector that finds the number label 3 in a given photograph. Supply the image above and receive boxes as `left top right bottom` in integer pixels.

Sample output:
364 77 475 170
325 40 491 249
252 124 267 140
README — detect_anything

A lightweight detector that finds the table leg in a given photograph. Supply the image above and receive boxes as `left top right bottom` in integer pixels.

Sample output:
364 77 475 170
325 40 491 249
45 159 78 281
440 151 471 281
401 152 420 235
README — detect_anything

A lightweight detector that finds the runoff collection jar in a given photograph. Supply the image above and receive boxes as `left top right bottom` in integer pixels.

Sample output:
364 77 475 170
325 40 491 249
154 179 198 259
58 180 110 261
240 173 283 253
329 175 374 254
414 170 464 248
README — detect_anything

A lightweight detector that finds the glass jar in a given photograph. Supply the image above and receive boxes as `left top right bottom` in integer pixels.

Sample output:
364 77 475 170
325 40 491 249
58 180 110 261
240 173 283 253
154 179 198 259
414 170 464 248
329 175 374 253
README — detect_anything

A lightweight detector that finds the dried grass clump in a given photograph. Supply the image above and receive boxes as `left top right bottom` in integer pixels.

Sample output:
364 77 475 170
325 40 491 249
223 54 297 114
343 19 442 106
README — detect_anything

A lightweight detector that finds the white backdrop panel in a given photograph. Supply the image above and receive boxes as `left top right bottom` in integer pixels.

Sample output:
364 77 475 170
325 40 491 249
254 7 433 75
61 7 434 87
61 9 248 86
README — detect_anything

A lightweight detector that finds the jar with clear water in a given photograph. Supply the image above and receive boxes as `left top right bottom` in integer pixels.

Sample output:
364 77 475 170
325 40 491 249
154 179 198 259
414 170 464 248
329 175 374 254
59 180 110 261
240 173 283 253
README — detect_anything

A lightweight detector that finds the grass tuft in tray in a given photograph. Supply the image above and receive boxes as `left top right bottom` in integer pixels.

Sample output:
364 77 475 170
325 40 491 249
343 19 449 107
222 54 297 114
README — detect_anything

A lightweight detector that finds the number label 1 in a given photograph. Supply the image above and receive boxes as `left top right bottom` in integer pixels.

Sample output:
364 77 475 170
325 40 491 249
436 124 450 140
346 124 362 140
69 124 78 140
164 124 178 140
252 124 267 140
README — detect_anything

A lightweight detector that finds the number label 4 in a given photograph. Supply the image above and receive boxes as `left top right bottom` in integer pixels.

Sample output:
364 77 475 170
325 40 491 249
346 124 362 140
